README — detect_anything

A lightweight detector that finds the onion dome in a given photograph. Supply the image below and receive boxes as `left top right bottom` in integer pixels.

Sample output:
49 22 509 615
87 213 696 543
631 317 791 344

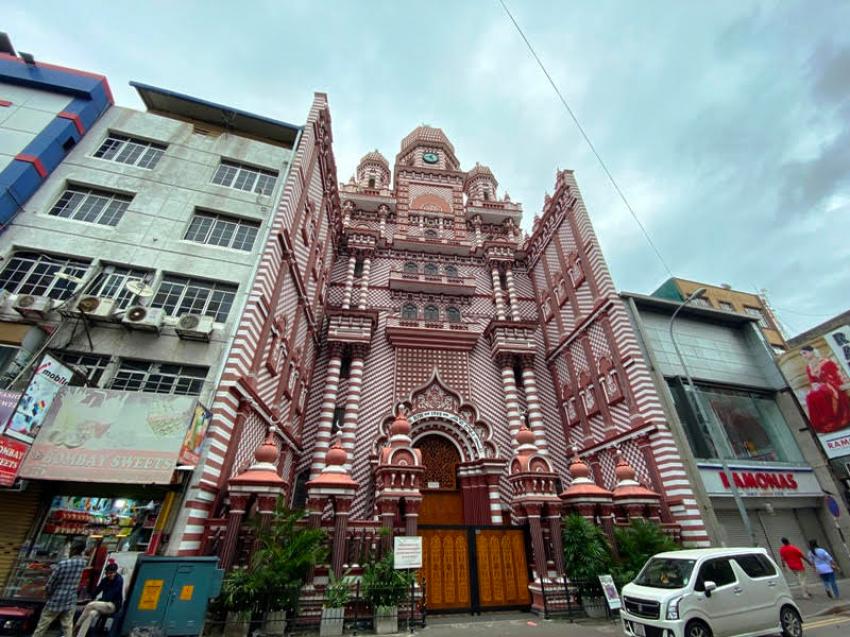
516 425 535 447
400 125 455 155
612 452 659 502
307 439 358 491
229 432 287 490
559 448 613 502
390 409 411 438
356 149 391 188
359 149 389 169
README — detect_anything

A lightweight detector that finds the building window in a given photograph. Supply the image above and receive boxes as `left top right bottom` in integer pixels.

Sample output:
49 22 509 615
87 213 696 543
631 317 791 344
109 360 207 396
424 305 439 321
368 177 376 188
93 134 166 169
184 210 260 252
403 261 418 275
151 275 237 322
53 351 110 386
48 186 132 227
445 265 459 279
744 306 769 328
424 262 439 276
483 190 490 201
339 351 352 379
353 259 364 278
212 160 277 196
402 303 418 320
446 307 461 323
86 266 153 309
667 380 803 462
690 296 712 308
0 252 90 300
332 406 345 434
718 301 735 312
424 229 438 239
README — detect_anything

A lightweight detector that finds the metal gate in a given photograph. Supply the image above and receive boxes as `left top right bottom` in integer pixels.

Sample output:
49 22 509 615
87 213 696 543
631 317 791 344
419 526 531 612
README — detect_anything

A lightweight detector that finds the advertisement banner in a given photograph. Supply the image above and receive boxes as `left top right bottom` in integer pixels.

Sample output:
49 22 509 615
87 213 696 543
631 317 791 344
5 354 73 443
778 331 850 459
178 404 211 467
697 464 823 498
20 387 197 484
0 390 22 434
0 434 28 486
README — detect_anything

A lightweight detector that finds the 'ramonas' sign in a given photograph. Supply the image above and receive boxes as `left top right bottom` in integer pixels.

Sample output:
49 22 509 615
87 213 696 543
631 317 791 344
719 471 798 490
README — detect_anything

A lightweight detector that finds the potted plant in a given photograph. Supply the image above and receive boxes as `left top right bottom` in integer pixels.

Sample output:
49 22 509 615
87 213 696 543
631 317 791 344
320 569 351 637
562 513 613 619
361 554 416 634
250 502 327 636
218 567 255 637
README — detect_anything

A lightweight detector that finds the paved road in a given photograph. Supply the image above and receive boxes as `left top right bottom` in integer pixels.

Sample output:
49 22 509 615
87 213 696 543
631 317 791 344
804 614 850 634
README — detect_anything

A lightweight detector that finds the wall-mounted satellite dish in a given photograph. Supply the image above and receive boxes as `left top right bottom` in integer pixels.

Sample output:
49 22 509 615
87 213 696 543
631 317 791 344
54 270 84 284
125 279 154 298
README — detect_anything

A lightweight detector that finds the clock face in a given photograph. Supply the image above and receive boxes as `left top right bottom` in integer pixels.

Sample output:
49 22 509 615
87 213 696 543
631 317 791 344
422 152 439 165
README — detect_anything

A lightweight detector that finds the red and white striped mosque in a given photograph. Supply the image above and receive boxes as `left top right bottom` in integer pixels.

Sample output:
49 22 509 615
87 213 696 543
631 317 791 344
171 96 708 612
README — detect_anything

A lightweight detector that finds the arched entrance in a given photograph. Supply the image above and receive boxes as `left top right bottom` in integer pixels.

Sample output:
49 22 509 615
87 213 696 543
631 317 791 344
416 434 463 525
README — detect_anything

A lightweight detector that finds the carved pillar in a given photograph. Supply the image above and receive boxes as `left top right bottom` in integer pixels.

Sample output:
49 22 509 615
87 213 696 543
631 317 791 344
485 474 503 524
490 265 507 320
341 254 357 310
404 499 421 537
379 501 396 554
252 494 278 554
219 494 249 571
340 347 366 470
600 504 619 559
377 206 388 242
520 359 549 456
547 509 565 576
310 345 343 479
498 356 525 450
332 499 352 577
525 503 549 582
306 497 327 584
357 256 372 310
505 266 522 321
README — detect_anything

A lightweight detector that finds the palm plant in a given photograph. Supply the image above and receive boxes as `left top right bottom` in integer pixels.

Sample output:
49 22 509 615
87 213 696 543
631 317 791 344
562 513 613 582
361 553 416 609
613 518 679 585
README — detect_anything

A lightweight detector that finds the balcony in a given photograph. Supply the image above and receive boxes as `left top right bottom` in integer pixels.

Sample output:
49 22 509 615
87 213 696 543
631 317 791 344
466 198 523 224
386 315 483 351
388 268 476 296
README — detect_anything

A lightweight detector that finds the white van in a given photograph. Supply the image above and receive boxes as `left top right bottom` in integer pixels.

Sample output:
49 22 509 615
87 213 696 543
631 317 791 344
620 547 802 637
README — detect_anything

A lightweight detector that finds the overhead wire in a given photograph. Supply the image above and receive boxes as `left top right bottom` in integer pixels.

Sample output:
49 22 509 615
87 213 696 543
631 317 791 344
498 0 674 278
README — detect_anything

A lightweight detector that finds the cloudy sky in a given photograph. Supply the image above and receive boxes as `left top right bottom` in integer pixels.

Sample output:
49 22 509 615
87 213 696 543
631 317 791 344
7 1 849 334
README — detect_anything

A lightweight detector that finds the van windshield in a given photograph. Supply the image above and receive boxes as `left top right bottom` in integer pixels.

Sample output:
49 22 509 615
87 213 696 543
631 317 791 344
634 558 696 589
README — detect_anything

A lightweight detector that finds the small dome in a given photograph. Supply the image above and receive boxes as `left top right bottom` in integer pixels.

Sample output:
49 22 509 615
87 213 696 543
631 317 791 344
255 436 279 465
400 125 455 155
359 149 389 168
516 425 535 446
325 441 347 467
390 410 411 437
615 453 637 483
568 451 591 480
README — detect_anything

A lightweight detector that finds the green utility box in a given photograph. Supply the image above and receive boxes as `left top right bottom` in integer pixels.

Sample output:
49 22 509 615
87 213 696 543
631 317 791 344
121 556 223 636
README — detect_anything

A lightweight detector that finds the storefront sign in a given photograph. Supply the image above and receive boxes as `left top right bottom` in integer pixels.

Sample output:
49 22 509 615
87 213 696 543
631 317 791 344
5 354 73 443
20 388 198 484
0 390 22 433
394 536 423 569
698 464 823 498
179 404 211 466
0 434 27 486
778 333 850 459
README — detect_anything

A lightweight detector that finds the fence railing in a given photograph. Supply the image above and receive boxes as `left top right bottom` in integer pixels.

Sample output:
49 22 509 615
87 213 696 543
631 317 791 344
538 578 617 622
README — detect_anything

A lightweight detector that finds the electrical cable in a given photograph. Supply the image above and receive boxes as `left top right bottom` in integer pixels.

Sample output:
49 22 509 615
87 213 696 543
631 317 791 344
498 0 673 277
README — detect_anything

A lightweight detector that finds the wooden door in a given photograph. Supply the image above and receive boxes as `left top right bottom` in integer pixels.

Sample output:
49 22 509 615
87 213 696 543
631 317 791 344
420 528 471 610
474 529 530 608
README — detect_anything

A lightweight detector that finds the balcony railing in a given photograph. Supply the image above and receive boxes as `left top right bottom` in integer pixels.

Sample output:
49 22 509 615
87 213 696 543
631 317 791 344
388 269 476 296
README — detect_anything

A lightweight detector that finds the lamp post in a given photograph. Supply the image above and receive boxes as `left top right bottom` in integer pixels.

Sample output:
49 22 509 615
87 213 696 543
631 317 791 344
668 287 757 547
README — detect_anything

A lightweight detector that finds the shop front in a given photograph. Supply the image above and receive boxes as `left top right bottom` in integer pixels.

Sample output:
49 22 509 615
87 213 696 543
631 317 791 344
698 464 837 569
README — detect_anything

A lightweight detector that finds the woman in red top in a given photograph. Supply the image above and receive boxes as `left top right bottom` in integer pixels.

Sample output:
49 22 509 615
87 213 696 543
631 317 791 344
801 346 850 434
779 537 812 599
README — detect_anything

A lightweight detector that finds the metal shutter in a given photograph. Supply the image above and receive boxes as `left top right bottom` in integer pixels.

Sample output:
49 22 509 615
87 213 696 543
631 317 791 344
716 510 770 549
0 483 44 589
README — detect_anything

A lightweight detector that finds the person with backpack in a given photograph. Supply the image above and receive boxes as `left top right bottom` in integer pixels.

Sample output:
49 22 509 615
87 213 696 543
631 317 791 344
808 540 840 598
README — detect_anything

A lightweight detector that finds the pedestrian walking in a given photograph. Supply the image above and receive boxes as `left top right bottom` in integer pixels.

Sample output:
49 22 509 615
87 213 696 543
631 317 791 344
75 561 123 637
32 540 87 637
779 537 812 598
808 539 840 599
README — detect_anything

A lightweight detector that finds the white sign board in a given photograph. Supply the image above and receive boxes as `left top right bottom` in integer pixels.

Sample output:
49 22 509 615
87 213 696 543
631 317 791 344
697 464 823 498
393 536 422 570
598 574 621 610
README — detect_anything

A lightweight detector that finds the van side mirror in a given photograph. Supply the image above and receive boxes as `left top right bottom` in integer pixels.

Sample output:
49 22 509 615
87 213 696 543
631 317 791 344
704 581 717 597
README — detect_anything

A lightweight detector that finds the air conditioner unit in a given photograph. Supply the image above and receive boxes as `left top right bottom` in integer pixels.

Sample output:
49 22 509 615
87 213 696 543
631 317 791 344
73 296 117 321
12 294 54 320
175 313 215 341
121 305 164 332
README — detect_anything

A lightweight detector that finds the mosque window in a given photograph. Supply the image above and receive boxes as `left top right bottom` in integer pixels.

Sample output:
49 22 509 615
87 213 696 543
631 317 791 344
445 265 459 279
404 261 418 274
402 303 418 320
424 229 438 239
424 262 439 276
446 307 461 323
424 305 440 321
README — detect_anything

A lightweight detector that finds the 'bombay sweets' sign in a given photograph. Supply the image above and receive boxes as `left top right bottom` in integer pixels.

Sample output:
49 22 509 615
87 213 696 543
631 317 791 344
698 464 822 498
21 387 198 484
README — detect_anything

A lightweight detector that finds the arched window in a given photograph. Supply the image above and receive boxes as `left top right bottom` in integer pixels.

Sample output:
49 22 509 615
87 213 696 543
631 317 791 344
353 259 364 277
368 177 376 188
424 262 439 276
483 190 490 201
445 265 458 279
402 303 418 320
424 229 438 238
424 305 439 321
403 261 418 274
446 307 461 323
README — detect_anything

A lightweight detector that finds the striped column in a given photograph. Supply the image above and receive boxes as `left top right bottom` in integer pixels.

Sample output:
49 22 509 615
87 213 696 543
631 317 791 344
473 216 482 246
521 361 549 456
340 353 365 470
341 255 357 310
505 266 522 321
378 206 388 240
491 266 507 320
487 474 503 524
357 257 371 310
310 348 343 479
499 358 525 449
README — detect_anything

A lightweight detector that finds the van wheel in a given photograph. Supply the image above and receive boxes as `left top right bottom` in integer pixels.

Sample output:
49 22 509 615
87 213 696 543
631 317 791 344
685 620 712 637
780 606 802 637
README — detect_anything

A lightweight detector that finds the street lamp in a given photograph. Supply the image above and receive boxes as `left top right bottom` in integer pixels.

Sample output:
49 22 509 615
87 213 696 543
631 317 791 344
668 287 758 547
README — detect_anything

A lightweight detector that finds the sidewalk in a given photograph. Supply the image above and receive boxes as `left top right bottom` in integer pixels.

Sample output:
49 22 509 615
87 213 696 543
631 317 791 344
790 576 850 618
